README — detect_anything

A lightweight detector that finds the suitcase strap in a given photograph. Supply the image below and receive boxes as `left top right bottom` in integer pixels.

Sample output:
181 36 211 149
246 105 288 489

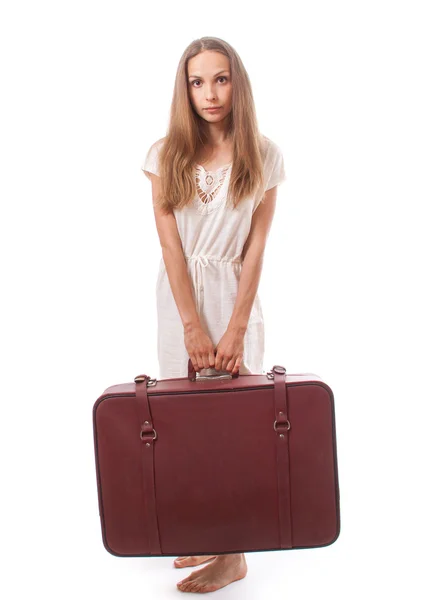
134 366 293 553
272 365 293 549
135 374 162 555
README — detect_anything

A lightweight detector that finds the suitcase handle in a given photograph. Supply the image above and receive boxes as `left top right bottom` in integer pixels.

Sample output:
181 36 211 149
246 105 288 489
187 358 240 381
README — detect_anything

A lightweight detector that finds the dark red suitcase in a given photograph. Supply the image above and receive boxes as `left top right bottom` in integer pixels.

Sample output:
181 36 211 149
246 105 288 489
93 361 340 557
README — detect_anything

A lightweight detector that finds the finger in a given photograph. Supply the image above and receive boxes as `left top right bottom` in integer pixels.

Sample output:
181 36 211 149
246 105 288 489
214 349 222 371
200 348 211 370
225 357 235 372
190 354 200 372
222 355 232 371
232 357 242 375
208 350 216 368
202 353 210 369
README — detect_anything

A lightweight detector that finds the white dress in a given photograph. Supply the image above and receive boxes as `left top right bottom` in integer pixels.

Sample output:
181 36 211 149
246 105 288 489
142 135 286 379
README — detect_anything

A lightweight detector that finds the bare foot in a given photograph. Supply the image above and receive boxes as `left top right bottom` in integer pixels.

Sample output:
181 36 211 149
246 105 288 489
176 553 247 593
174 555 218 569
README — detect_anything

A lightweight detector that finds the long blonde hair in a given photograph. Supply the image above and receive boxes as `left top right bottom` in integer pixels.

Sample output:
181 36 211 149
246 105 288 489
147 36 267 214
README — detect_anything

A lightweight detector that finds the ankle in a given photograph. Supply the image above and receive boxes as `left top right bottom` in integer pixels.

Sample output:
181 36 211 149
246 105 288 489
217 553 243 562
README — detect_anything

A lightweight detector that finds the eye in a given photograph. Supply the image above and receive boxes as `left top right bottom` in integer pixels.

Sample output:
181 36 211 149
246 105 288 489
191 76 228 87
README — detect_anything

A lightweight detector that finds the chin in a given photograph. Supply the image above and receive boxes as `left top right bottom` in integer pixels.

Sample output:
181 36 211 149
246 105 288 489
203 111 225 120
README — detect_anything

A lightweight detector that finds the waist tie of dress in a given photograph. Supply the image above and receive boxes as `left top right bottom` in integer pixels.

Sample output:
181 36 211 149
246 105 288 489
185 254 242 315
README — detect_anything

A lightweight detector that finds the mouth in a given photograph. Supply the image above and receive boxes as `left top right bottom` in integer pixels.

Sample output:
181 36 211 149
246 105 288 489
205 106 222 110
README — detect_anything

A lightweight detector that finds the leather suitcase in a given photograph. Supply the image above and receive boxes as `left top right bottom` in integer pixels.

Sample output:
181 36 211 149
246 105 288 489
93 361 340 557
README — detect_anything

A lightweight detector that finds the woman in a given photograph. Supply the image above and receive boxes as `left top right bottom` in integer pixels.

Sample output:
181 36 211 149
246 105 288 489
142 36 286 594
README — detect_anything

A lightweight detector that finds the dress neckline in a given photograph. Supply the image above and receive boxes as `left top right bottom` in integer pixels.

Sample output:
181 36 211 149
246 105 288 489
195 162 232 174
193 162 232 215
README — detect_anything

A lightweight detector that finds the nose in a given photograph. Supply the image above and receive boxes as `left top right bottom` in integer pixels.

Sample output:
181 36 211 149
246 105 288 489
205 85 216 100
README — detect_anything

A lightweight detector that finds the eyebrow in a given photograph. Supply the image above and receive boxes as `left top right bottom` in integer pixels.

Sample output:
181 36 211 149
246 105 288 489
188 70 230 79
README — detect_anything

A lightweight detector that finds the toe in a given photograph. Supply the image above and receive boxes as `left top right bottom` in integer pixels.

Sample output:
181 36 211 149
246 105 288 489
177 575 193 590
174 557 187 568
183 581 195 592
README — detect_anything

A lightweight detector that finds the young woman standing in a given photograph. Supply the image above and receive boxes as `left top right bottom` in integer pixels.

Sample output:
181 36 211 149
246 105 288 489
142 36 286 594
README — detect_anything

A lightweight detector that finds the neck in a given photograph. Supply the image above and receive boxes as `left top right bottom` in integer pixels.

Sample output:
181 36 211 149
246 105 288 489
202 121 232 147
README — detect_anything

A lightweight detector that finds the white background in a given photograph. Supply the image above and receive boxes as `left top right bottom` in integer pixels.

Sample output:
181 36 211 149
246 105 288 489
1 0 430 598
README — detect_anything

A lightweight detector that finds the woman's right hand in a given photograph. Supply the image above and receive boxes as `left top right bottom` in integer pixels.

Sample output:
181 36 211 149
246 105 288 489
184 323 216 372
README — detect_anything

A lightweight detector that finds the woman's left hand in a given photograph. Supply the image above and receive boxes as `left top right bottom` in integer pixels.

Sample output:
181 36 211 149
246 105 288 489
214 327 245 374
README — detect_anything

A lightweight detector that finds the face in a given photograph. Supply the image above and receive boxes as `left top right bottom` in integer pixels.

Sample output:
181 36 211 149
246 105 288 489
187 50 233 124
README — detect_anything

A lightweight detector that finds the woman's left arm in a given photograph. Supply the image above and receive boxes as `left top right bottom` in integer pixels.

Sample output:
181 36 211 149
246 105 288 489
228 185 278 333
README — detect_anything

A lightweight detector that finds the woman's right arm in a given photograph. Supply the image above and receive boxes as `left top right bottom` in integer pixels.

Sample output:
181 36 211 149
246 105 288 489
148 173 216 371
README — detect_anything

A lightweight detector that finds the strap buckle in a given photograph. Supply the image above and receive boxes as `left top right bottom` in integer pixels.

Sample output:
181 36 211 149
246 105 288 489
140 423 158 441
134 374 157 386
266 364 286 379
274 419 291 432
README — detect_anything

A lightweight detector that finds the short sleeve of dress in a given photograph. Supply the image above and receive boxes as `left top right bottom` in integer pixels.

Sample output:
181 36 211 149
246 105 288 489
141 139 162 179
264 141 286 192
